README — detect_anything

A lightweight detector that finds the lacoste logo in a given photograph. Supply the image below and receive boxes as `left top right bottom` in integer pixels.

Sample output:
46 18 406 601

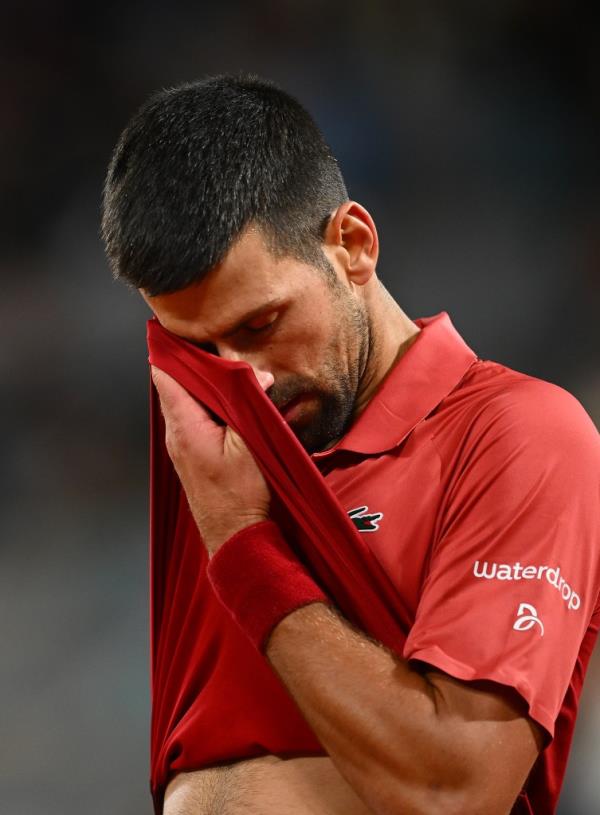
513 603 545 637
348 505 383 532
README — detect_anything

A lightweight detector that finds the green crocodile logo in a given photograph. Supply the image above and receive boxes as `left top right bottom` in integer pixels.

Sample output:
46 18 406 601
348 505 383 532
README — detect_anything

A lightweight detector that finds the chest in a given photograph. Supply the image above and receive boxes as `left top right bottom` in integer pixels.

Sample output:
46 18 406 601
317 432 445 621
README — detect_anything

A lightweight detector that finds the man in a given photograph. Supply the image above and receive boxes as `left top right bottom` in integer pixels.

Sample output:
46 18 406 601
101 75 600 814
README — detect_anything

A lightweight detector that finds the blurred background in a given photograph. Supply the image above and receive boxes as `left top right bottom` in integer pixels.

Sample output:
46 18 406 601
1 1 598 812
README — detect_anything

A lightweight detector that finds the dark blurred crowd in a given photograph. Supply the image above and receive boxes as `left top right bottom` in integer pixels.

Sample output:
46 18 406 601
1 2 598 813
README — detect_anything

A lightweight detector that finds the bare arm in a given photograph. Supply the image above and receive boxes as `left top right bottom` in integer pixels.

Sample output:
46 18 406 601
266 603 543 815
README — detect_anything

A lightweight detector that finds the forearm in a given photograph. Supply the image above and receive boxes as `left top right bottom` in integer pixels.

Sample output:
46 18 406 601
206 522 535 814
266 603 496 815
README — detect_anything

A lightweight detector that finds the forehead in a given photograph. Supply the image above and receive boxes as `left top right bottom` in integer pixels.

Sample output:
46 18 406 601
143 228 313 340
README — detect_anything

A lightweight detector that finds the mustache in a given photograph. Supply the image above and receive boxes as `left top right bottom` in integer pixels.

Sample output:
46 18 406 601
266 377 317 410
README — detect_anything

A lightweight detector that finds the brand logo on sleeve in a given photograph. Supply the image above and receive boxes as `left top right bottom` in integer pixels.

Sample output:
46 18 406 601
513 603 545 636
472 561 581 611
348 506 383 532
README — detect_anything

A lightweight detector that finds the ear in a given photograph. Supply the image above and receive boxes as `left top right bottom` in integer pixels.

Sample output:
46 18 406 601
323 201 379 286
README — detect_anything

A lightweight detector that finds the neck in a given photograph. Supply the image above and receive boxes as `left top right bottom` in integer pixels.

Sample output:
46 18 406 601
353 282 420 421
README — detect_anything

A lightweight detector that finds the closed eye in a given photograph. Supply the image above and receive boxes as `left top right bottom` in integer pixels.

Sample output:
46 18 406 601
244 311 279 333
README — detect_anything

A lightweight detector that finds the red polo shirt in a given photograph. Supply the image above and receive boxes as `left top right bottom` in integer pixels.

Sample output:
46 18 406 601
148 312 600 814
311 313 600 811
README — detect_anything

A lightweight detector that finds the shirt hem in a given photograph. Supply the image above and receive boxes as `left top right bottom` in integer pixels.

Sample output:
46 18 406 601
405 643 556 739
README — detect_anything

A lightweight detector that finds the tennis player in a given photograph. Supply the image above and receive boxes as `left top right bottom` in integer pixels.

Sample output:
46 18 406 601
102 75 600 814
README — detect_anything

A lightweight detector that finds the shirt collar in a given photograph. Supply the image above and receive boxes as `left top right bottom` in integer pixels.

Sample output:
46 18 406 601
312 312 477 459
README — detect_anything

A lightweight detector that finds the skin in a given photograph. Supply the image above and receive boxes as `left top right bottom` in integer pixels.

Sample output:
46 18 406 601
145 202 544 814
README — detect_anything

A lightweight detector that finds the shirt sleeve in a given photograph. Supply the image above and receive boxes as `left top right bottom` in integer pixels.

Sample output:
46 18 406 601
403 378 600 737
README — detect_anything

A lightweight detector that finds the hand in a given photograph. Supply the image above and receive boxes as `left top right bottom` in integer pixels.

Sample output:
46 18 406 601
151 365 274 556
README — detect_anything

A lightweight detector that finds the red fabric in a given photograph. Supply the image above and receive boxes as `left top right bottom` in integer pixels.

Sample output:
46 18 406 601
147 318 417 813
147 313 600 815
207 520 328 650
402 374 600 739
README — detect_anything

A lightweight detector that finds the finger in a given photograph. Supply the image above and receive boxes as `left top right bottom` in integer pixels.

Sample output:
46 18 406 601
151 366 217 430
151 366 189 412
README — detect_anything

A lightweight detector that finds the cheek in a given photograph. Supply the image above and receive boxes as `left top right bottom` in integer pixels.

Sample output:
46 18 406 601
276 318 335 374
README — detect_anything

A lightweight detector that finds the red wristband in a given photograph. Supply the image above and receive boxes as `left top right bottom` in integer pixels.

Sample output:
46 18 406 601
206 520 328 651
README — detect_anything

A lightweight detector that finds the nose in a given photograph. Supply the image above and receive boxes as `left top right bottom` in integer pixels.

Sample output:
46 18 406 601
215 344 274 392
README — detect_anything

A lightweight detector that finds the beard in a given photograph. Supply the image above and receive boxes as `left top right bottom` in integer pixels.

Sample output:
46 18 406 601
269 376 356 453
268 284 372 454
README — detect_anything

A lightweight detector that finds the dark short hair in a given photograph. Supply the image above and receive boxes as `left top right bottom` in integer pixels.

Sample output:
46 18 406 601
101 74 348 295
